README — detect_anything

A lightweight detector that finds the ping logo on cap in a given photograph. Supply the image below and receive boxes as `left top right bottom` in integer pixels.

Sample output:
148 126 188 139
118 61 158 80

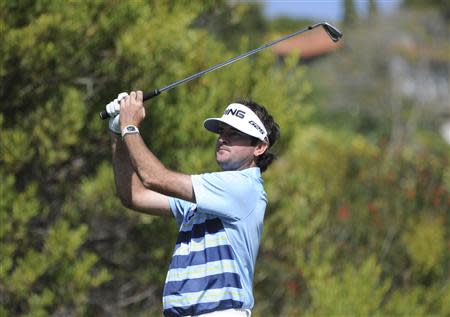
249 120 265 135
224 108 245 119
204 103 268 142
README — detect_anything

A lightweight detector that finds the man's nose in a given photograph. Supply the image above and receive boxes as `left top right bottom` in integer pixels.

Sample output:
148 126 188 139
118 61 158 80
218 134 228 144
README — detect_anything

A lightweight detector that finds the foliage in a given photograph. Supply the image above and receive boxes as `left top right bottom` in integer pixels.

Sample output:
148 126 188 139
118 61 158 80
343 0 358 26
256 125 449 316
266 17 313 34
0 1 309 315
191 2 267 51
403 0 450 21
1 1 448 316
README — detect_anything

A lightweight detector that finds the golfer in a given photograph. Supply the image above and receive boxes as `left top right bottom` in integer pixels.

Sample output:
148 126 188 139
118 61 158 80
107 91 280 316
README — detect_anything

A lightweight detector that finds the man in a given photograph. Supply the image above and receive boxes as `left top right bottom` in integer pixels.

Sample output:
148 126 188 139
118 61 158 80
107 91 280 316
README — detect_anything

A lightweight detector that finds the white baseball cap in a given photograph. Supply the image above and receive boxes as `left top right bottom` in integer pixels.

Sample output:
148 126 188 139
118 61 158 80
203 103 268 142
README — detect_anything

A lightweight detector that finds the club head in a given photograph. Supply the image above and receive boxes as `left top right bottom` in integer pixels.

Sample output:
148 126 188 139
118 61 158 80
321 22 343 42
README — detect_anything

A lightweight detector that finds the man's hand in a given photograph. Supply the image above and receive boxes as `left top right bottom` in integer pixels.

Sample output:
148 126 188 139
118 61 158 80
120 91 145 130
106 92 129 117
106 92 128 136
108 115 121 136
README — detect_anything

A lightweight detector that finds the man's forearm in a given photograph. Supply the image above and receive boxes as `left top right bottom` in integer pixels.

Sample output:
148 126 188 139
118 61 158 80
122 133 170 190
122 133 194 202
111 135 143 207
117 90 194 202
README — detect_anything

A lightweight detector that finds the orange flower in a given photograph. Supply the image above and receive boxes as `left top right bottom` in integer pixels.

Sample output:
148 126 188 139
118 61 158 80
287 279 299 296
367 202 378 214
338 205 350 221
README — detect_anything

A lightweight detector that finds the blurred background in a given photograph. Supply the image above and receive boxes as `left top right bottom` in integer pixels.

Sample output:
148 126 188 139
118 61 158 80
1 1 449 316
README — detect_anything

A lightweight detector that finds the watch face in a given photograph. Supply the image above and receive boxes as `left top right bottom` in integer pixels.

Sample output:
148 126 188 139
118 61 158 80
122 125 139 138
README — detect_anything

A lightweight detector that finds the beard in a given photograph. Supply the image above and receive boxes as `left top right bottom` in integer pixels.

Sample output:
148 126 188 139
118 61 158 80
216 150 253 171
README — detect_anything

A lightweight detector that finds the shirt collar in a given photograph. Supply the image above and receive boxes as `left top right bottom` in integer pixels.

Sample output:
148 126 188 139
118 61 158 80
241 167 262 181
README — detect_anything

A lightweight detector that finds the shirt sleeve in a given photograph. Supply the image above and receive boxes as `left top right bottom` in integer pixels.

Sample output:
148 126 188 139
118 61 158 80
191 171 258 221
168 197 195 226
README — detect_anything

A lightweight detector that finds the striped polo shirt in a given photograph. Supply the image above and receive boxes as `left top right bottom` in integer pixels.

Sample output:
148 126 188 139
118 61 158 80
164 168 267 316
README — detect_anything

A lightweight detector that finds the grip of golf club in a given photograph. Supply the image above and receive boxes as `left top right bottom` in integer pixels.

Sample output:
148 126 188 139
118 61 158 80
143 89 160 101
98 89 161 120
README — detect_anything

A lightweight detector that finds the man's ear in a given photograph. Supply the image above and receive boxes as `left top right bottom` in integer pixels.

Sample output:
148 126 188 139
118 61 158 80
253 141 268 157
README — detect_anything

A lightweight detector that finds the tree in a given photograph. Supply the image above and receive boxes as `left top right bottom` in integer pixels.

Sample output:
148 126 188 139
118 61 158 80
0 1 312 315
2 1 448 316
254 123 449 316
343 0 358 26
251 4 449 316
403 0 450 21
368 0 378 21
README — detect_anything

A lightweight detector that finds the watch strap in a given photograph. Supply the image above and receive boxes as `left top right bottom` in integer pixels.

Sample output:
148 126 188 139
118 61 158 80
121 125 140 139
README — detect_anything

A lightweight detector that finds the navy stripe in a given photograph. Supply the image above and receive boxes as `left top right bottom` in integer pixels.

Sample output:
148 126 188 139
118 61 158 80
169 245 235 270
163 299 244 317
163 272 242 296
176 218 224 244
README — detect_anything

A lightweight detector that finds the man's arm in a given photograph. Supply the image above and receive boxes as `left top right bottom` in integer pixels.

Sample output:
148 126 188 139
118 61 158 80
111 134 173 217
119 91 195 203
121 133 195 203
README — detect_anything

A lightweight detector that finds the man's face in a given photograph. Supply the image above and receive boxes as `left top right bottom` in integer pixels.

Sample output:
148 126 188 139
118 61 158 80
215 123 258 171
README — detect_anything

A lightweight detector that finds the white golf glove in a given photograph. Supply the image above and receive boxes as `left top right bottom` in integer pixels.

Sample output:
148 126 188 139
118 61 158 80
106 92 128 136
108 115 121 136
105 92 129 117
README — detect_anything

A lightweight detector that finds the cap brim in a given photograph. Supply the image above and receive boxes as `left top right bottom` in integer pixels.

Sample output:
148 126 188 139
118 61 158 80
203 118 225 134
203 117 266 141
203 103 269 142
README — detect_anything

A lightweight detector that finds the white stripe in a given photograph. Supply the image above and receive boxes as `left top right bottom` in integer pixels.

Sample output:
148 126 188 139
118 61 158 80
173 231 230 256
195 308 252 317
163 286 245 308
166 259 238 282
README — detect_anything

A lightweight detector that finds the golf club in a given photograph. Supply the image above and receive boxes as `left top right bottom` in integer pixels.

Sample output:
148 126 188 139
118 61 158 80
99 22 342 119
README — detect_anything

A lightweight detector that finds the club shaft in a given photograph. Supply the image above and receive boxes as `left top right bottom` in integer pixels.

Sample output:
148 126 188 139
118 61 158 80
158 23 321 95
100 22 341 119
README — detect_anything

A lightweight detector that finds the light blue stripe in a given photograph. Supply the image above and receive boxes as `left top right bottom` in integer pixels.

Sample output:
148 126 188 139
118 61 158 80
166 259 238 282
163 286 245 309
173 231 229 256
163 299 243 316
170 245 235 270
163 272 242 296
176 218 224 244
